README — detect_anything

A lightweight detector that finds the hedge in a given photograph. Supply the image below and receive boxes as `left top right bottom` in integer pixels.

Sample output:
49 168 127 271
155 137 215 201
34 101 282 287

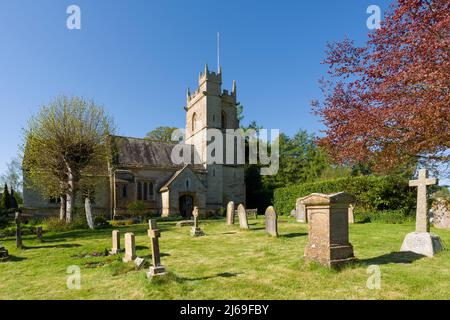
274 175 416 215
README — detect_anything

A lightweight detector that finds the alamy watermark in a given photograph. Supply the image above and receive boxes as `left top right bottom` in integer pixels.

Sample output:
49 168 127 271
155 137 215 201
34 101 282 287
66 265 81 290
170 128 280 175
366 5 381 30
366 265 381 290
66 5 81 30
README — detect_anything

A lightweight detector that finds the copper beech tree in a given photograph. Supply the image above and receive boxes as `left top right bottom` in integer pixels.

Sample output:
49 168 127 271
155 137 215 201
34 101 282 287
313 0 449 174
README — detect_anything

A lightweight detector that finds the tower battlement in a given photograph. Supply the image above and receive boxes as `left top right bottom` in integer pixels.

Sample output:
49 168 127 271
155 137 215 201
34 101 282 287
198 64 222 85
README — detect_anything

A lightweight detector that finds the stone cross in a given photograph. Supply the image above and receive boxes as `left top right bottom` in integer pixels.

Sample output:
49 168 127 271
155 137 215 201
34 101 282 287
122 232 136 263
190 206 204 236
147 219 166 278
237 204 249 229
409 169 438 233
15 212 22 249
226 201 235 225
265 206 278 237
110 230 121 254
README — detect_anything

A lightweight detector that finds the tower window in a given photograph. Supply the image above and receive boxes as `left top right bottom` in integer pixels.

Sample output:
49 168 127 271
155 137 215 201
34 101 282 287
212 114 215 122
122 185 127 198
192 113 197 131
186 179 190 189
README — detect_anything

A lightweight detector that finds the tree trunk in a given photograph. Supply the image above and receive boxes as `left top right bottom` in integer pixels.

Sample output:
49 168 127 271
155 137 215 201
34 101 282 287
85 197 94 230
66 172 75 224
59 195 67 221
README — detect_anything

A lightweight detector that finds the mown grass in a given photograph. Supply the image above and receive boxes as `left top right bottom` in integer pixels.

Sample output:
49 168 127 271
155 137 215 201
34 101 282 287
0 217 449 300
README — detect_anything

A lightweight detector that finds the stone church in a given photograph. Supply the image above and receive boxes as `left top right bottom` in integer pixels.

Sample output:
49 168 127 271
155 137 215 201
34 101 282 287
23 66 246 218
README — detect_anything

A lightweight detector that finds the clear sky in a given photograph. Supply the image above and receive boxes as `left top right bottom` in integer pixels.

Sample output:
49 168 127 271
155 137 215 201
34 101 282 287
2 0 419 179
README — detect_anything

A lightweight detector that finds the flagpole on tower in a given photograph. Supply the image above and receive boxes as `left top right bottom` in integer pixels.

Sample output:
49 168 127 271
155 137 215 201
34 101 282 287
217 32 220 73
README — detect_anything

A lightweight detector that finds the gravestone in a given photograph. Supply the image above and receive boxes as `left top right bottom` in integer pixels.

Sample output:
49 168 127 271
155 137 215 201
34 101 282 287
191 206 204 236
265 206 278 237
134 257 146 270
237 204 249 229
348 204 355 224
432 198 450 229
37 226 43 242
110 230 121 254
122 232 136 262
226 201 235 225
290 209 297 218
295 198 307 223
15 212 22 249
247 209 258 219
401 169 443 257
301 192 356 268
84 197 94 230
147 219 167 278
0 245 9 261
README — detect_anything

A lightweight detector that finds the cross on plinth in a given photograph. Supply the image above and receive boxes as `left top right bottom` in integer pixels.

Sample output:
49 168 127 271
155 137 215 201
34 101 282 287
147 219 166 278
190 206 204 236
409 169 438 233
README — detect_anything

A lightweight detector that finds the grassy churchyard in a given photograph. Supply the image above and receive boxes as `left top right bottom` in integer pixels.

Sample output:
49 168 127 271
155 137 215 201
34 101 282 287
0 217 449 300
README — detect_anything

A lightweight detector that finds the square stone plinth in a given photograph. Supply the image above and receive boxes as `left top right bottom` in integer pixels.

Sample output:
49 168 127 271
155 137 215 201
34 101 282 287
147 265 167 278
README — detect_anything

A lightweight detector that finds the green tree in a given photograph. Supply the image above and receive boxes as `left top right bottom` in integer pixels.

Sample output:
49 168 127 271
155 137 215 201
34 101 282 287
23 96 114 223
0 183 11 210
145 126 178 142
0 157 22 193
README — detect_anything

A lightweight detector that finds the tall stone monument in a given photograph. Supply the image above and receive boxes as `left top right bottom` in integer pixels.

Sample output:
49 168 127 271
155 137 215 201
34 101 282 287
400 169 443 257
147 219 167 278
226 201 235 225
300 192 356 268
122 232 136 262
265 206 278 237
110 230 121 255
237 204 249 229
295 198 307 223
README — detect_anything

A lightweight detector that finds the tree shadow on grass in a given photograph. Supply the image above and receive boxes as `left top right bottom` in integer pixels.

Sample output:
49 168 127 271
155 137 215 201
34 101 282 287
280 232 307 239
24 243 81 250
359 251 425 266
176 272 242 282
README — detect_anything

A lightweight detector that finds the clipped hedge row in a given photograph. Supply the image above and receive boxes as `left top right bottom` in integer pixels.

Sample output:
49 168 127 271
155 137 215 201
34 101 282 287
274 175 416 216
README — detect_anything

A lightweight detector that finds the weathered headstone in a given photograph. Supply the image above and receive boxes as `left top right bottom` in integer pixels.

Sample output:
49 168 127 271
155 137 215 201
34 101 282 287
84 197 94 230
190 206 204 236
37 226 43 242
401 169 443 257
432 198 450 229
301 192 356 268
122 232 136 262
147 219 167 278
0 245 9 262
110 230 121 254
265 206 278 237
134 257 146 270
226 201 235 225
247 209 258 219
15 212 22 249
348 204 355 224
295 198 307 223
237 204 249 229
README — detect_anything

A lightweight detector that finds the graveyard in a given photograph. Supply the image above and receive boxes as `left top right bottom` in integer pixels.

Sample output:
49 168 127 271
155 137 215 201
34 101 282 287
0 215 449 300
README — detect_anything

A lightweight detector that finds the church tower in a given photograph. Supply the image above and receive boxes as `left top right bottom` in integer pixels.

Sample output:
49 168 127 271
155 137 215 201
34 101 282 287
185 65 245 210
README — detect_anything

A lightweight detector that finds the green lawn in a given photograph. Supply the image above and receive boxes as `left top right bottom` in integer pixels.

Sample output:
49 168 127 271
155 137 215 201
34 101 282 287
0 217 449 300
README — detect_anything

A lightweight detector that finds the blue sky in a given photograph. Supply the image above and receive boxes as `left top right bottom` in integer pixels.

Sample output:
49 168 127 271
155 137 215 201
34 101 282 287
3 0 424 180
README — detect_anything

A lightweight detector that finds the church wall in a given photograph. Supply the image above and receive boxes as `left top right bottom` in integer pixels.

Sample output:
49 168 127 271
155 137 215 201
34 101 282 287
223 166 246 206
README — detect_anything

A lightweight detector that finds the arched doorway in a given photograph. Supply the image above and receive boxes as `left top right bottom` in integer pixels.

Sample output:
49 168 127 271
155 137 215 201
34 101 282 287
179 195 194 218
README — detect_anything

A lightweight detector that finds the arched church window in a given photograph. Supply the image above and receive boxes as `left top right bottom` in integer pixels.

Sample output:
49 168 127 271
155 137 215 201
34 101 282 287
122 185 127 198
192 113 197 131
143 183 148 201
221 111 227 128
149 182 154 197
137 182 142 201
212 114 215 122
186 179 190 189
